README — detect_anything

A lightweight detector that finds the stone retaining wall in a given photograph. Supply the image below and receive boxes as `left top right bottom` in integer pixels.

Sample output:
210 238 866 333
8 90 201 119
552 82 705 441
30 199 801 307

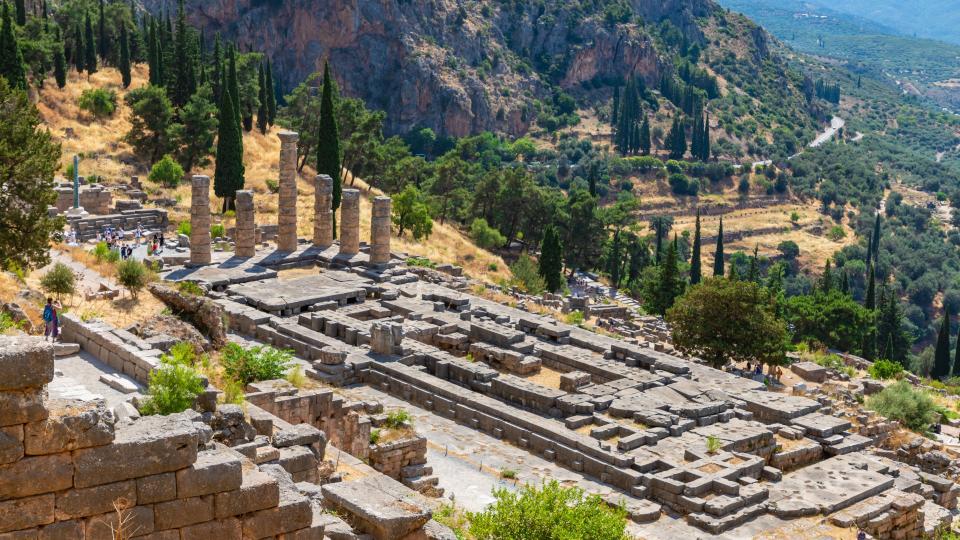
55 183 113 214
67 209 169 241
60 313 164 385
0 336 323 538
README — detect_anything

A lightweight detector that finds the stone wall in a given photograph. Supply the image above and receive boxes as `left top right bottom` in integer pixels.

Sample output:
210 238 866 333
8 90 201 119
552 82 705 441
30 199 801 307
67 209 169 241
367 434 441 495
828 489 925 539
60 313 164 385
0 336 323 538
55 183 113 214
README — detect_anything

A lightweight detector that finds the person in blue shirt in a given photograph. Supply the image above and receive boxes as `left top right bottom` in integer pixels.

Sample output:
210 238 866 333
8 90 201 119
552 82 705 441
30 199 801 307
42 298 60 342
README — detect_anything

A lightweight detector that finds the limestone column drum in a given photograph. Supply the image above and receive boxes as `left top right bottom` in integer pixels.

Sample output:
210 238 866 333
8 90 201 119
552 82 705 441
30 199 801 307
314 174 334 248
370 196 392 264
277 131 300 252
339 189 361 256
189 175 211 265
234 190 256 258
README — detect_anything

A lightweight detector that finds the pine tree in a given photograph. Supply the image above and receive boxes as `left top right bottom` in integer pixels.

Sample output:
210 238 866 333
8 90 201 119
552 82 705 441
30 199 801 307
256 61 268 134
265 58 276 125
84 14 97 74
72 24 84 72
713 216 724 277
98 0 107 63
171 0 194 107
539 225 564 293
0 1 26 89
317 61 341 237
53 28 66 88
13 0 23 25
639 116 651 155
690 209 702 285
119 24 131 88
933 311 952 379
213 83 244 212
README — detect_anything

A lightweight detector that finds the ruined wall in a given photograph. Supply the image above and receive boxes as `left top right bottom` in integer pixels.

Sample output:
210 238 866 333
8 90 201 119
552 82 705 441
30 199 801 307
60 313 163 385
55 184 113 214
67 209 169 241
0 336 322 538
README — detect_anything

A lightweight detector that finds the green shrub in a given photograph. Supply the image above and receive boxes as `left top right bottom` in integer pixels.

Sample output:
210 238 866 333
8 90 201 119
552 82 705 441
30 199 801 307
163 342 200 366
221 343 292 384
565 311 585 325
176 281 205 296
868 359 904 380
470 218 507 250
92 241 111 262
406 256 436 268
40 263 76 301
500 468 518 479
509 254 546 295
0 312 23 334
286 365 307 388
385 409 412 429
210 224 225 239
265 178 279 194
468 480 628 540
221 379 245 405
177 221 192 236
78 88 117 118
828 225 847 241
148 155 185 188
866 380 940 434
706 435 721 454
369 429 381 445
116 259 151 299
139 355 205 416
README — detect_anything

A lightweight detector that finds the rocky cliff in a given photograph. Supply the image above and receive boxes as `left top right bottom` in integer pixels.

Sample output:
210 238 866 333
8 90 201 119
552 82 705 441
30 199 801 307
144 0 718 137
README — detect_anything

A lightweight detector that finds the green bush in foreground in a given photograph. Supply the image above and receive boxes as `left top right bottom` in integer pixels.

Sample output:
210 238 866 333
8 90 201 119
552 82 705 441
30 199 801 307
78 88 117 118
221 343 292 384
116 259 150 299
139 356 205 416
40 262 75 301
866 380 939 434
868 359 903 380
469 480 628 540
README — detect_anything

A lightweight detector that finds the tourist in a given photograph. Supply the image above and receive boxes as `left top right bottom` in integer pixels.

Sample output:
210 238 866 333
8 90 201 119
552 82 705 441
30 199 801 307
42 298 60 342
135 224 143 245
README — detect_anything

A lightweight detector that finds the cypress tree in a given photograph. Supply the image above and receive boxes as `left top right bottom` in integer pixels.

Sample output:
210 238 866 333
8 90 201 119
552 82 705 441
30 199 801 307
691 112 702 160
713 217 724 277
701 112 711 161
214 84 244 212
84 14 97 74
871 213 881 260
0 1 26 89
317 61 341 237
933 312 952 379
668 113 686 160
690 209 702 284
119 24 131 88
171 0 194 107
639 116 651 155
747 245 760 282
13 0 23 25
651 237 684 315
147 19 157 84
953 327 960 378
265 58 276 124
821 259 833 293
611 86 620 127
227 45 241 134
98 0 107 63
53 28 66 88
211 34 222 103
863 263 877 360
865 263 876 310
256 61 268 134
840 271 849 295
73 24 84 72
539 225 564 292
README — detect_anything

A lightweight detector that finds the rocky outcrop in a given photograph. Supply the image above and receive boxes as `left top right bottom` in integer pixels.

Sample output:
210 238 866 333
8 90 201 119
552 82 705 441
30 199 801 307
141 0 704 137
147 283 227 348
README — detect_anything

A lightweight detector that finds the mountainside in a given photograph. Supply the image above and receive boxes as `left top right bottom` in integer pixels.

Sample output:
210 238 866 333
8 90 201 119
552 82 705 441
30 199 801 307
142 0 811 143
825 0 960 45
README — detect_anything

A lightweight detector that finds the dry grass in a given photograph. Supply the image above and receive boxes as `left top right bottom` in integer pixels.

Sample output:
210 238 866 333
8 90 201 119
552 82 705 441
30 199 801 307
36 65 511 284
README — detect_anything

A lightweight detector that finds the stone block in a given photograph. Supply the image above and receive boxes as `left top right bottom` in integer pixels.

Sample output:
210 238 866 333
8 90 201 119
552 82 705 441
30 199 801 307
178 517 241 540
84 505 154 540
0 389 48 427
136 473 177 504
55 480 137 520
153 495 214 530
0 337 54 391
24 398 115 455
72 413 199 488
214 468 280 519
0 425 23 465
0 453 73 499
321 475 431 540
0 494 54 534
176 450 243 498
38 519 83 540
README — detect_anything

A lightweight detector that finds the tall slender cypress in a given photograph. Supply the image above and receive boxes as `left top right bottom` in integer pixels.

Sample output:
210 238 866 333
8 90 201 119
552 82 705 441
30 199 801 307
539 225 564 293
702 111 711 161
84 14 97 74
214 83 245 212
690 209 702 285
256 61 268 134
227 45 240 134
317 61 341 237
865 263 876 310
933 312 952 379
871 213 881 260
13 0 23 25
953 327 960 378
73 24 84 72
639 116 651 156
265 58 276 124
171 0 194 107
119 24 131 88
53 27 66 88
611 86 620 127
0 1 26 89
98 0 107 63
713 217 724 277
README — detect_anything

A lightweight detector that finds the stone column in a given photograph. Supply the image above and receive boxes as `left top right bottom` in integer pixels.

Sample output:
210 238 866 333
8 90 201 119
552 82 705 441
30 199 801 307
313 174 334 248
277 131 299 252
370 196 392 265
189 175 211 266
234 190 256 258
339 189 360 256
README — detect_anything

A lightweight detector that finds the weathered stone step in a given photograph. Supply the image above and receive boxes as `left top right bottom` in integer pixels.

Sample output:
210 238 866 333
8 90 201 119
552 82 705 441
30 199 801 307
402 474 440 492
54 342 80 356
400 464 433 478
98 373 139 393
